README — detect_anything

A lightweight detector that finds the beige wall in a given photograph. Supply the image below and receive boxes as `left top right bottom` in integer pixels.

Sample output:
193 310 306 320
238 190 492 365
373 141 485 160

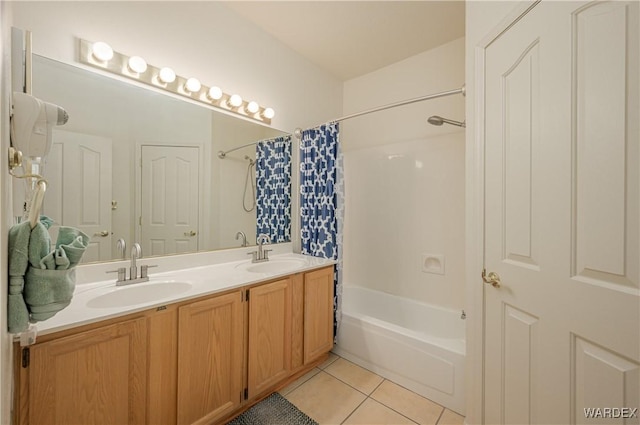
1 3 13 423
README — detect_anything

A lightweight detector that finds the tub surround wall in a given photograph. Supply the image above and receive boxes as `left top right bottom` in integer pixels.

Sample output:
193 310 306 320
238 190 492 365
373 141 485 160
342 37 465 310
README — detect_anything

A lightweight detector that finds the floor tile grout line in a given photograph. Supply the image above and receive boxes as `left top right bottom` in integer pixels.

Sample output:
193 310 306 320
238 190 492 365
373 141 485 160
367 397 421 425
370 378 385 395
339 394 370 425
280 368 321 396
321 367 383 398
435 406 445 425
337 393 420 425
319 354 340 370
287 372 446 425
288 354 461 425
330 355 453 421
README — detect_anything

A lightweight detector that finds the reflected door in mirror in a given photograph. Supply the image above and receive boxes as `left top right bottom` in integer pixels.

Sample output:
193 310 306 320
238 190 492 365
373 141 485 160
44 129 113 262
141 145 199 256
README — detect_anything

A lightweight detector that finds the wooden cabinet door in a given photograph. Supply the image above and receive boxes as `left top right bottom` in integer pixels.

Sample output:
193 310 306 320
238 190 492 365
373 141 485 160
304 266 334 364
247 278 292 398
147 306 179 425
177 291 243 425
28 317 147 425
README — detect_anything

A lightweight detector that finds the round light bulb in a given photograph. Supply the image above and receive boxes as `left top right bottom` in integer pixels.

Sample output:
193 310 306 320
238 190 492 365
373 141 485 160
262 108 275 119
92 41 113 62
229 94 243 108
128 56 147 74
246 101 259 114
207 86 223 100
158 67 176 83
185 77 201 93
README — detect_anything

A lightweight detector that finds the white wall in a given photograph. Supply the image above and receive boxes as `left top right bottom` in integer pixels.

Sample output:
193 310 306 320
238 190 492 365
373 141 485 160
342 37 465 310
0 2 12 423
464 2 528 423
10 1 343 133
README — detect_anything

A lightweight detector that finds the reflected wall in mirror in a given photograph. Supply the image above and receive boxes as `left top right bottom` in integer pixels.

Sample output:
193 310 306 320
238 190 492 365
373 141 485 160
32 55 289 263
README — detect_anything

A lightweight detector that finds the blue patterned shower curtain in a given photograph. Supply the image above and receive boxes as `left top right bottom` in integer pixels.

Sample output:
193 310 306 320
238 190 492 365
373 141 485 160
256 136 292 243
300 122 344 340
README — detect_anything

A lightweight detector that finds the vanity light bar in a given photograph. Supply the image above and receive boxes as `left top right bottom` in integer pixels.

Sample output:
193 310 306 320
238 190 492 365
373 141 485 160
78 39 274 124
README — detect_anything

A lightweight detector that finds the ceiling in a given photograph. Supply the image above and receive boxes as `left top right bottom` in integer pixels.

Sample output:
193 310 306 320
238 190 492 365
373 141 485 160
224 1 465 81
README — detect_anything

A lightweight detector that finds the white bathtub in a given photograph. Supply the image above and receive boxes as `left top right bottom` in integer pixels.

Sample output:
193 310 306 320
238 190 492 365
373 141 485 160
333 286 466 415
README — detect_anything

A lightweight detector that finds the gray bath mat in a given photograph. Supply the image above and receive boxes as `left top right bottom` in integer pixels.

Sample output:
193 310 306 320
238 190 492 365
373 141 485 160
227 392 318 425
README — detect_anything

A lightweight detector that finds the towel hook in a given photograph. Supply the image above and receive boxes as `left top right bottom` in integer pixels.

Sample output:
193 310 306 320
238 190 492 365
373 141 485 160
28 179 47 229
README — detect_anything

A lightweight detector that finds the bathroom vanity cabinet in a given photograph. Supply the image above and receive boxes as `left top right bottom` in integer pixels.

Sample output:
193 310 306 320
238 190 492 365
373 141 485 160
13 265 334 425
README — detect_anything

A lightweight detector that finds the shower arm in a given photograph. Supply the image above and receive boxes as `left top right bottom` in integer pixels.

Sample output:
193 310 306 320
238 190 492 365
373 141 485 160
428 115 466 128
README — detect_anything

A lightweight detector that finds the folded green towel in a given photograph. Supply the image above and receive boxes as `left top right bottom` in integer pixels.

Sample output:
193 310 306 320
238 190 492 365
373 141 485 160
8 221 33 333
7 217 89 332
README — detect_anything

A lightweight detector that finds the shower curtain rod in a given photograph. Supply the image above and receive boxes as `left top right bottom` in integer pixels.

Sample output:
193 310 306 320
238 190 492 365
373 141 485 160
293 85 466 138
217 135 289 159
335 86 464 123
218 85 465 157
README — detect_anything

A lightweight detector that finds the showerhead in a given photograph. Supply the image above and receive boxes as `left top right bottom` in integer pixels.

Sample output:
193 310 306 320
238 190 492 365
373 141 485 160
427 115 466 128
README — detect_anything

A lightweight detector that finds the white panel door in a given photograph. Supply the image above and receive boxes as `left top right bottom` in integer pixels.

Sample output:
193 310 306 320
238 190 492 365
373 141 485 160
51 130 113 263
483 2 639 424
140 145 199 256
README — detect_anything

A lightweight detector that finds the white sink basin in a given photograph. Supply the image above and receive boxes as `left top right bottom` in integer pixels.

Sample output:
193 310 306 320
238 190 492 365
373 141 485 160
243 258 307 274
87 281 192 309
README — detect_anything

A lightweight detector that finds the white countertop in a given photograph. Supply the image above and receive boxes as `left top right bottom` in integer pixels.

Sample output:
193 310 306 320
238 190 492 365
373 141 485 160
30 251 335 337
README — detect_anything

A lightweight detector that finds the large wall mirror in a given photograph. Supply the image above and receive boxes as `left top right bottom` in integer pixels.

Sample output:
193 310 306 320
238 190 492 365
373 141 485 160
32 54 290 263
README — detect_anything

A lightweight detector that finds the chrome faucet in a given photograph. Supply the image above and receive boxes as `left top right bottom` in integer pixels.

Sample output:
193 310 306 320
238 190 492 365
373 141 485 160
235 231 248 247
130 243 142 281
248 234 272 263
116 238 126 259
106 242 157 286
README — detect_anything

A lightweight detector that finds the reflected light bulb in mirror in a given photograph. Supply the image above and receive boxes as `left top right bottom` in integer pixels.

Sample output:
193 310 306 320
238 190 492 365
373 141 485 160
158 67 176 84
185 77 201 93
262 108 275 119
229 94 243 108
92 42 114 62
208 86 223 101
128 56 147 74
246 101 259 114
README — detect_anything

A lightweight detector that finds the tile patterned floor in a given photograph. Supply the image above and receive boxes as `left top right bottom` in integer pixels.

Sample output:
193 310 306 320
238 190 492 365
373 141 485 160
280 353 465 425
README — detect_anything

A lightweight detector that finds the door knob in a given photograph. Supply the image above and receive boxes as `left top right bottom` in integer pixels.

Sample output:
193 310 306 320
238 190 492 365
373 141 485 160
184 230 197 237
94 230 111 237
482 268 501 288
